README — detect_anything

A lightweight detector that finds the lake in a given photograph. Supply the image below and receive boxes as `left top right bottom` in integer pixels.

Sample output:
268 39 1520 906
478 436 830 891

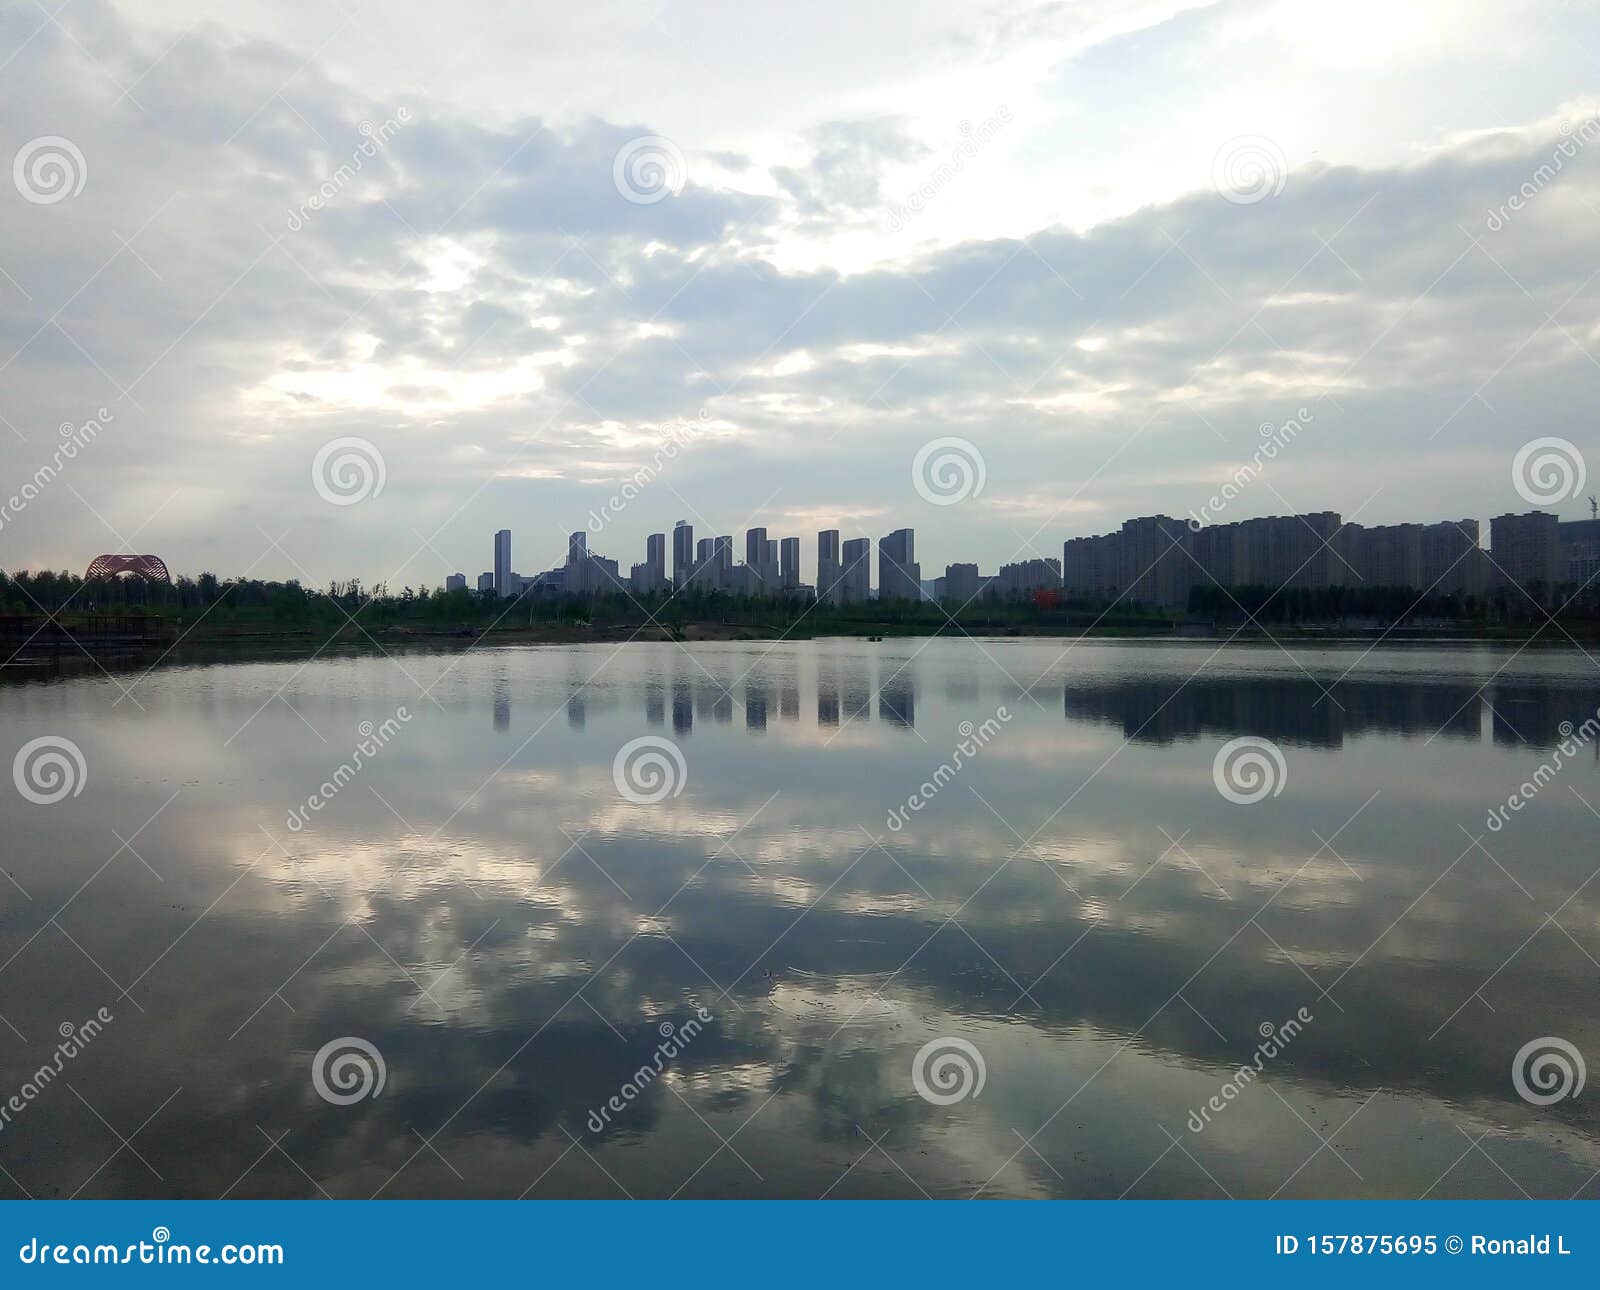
1 637 1596 1198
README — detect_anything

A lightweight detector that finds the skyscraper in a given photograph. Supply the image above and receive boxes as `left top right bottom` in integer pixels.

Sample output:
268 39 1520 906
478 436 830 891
1491 511 1561 595
631 531 667 594
995 558 1062 598
840 537 871 602
942 563 979 603
745 526 767 568
780 536 800 589
696 537 718 591
878 528 921 602
673 520 694 590
1560 518 1600 584
493 529 512 597
817 529 841 600
566 530 589 594
445 573 466 592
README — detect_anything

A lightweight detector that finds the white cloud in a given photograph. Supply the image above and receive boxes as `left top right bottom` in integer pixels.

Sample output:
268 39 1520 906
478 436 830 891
1 0 1598 585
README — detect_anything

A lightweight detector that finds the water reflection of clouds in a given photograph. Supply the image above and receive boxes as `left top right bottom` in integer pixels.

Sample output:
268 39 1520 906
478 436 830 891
2 640 1598 1198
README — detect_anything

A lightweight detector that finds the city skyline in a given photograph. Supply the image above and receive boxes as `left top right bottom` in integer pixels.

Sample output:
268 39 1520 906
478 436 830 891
428 500 1600 608
6 0 1600 1221
4 6 1600 588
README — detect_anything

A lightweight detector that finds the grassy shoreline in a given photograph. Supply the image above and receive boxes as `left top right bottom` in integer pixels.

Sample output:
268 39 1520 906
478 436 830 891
69 616 1600 652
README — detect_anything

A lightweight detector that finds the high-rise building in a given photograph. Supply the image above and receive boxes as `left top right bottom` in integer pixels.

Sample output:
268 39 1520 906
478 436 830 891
995 558 1061 599
878 528 921 602
631 532 667 594
565 529 625 595
817 529 841 601
1063 534 1121 600
1117 516 1194 606
672 520 694 590
780 536 800 589
740 528 777 589
1418 520 1481 595
1344 522 1421 589
942 563 980 603
711 535 733 592
840 538 871 602
566 529 590 594
493 529 512 597
1559 518 1600 586
445 573 466 592
1065 510 1488 609
477 572 495 593
691 536 714 590
1491 511 1561 595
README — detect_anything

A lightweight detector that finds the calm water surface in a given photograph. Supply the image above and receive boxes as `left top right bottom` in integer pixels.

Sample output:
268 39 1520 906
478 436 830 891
1 638 1597 1198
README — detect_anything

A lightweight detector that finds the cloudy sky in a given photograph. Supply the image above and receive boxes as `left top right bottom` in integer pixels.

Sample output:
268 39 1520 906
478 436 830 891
2 0 1599 587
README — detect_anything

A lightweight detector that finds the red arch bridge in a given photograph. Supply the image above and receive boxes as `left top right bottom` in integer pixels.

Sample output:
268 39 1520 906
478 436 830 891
85 554 172 584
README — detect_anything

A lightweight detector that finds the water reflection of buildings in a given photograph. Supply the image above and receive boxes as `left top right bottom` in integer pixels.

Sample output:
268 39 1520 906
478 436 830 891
818 679 840 727
1063 676 1600 748
1490 684 1600 748
635 667 915 732
482 661 1596 751
878 678 915 728
843 679 873 725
